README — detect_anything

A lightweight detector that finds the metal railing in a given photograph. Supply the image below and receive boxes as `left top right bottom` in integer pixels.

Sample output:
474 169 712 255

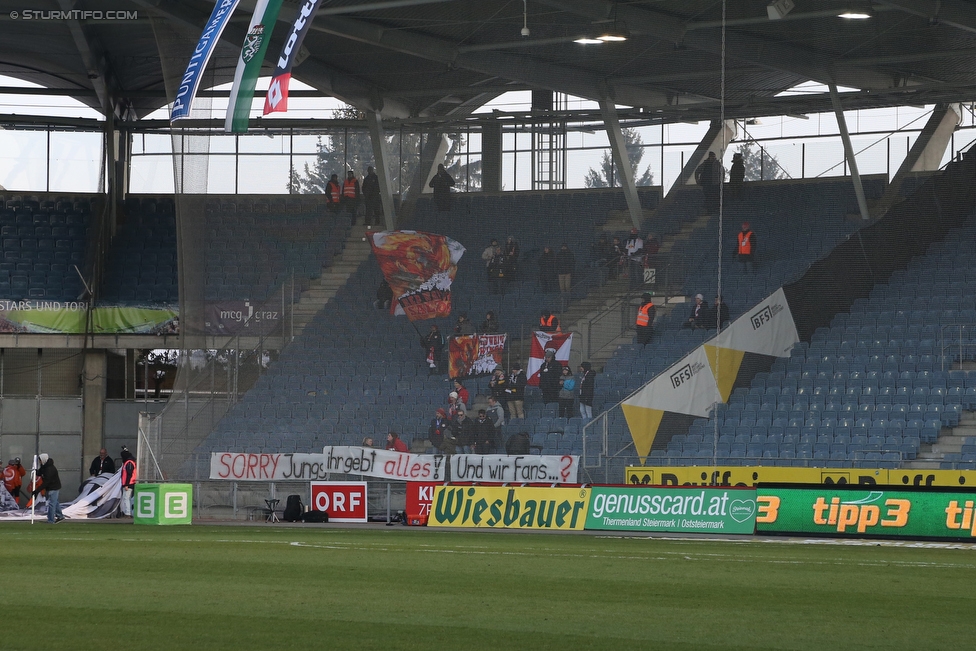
939 323 976 371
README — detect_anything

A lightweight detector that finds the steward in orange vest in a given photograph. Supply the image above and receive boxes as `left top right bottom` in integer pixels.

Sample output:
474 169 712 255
539 311 560 333
341 170 360 218
737 222 756 272
635 293 656 346
325 174 341 213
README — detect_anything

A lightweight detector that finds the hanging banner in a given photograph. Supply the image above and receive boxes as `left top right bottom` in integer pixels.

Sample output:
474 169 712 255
448 334 507 378
621 287 801 460
171 0 242 122
369 231 465 321
0 302 178 334
624 345 719 419
526 331 573 386
713 288 799 358
263 0 325 115
210 449 449 482
448 454 579 484
225 0 283 132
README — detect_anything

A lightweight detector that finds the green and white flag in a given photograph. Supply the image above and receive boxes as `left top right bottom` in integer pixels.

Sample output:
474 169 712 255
224 0 283 133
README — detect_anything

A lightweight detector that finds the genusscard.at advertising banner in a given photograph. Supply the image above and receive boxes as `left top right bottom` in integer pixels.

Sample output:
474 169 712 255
209 448 581 483
585 486 757 534
428 486 590 530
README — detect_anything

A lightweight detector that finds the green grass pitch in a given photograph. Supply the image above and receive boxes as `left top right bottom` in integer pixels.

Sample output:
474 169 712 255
1 523 973 650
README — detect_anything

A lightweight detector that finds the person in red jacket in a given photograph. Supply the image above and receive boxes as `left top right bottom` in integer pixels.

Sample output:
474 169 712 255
385 432 409 453
3 458 26 506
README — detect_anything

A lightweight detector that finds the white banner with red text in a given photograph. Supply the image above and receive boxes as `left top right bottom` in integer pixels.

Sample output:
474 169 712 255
208 447 579 483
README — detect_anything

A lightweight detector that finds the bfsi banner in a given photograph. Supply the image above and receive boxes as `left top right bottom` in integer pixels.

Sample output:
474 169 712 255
428 486 589 530
622 288 800 461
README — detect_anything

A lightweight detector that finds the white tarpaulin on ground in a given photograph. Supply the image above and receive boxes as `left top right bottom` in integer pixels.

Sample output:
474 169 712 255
0 472 124 521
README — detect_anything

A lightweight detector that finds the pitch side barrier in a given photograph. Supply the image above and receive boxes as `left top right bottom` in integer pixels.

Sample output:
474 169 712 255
624 465 976 489
755 483 976 541
423 483 759 534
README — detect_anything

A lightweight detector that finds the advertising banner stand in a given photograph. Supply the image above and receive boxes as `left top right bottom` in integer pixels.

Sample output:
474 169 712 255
133 484 193 525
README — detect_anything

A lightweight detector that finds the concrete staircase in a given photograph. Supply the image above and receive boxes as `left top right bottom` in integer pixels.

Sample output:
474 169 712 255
905 411 975 470
291 223 373 336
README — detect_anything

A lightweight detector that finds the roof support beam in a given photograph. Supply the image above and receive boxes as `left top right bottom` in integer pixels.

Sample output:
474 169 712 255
828 83 871 221
365 110 398 230
877 0 976 35
599 99 643 229
57 0 116 114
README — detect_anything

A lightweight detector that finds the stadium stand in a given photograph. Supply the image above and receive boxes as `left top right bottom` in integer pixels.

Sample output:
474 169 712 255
0 194 92 301
194 177 892 459
662 212 976 469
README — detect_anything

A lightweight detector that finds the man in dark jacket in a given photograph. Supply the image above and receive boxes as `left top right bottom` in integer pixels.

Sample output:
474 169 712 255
89 448 116 477
428 408 456 454
34 453 64 523
506 363 527 419
428 164 455 211
555 243 575 294
454 410 474 453
705 295 731 329
578 362 596 420
473 410 496 454
538 348 563 405
538 246 557 293
361 166 381 227
505 431 531 455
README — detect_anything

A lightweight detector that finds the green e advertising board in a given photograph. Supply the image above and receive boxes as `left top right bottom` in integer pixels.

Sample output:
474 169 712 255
585 486 757 534
755 484 976 539
133 484 193 525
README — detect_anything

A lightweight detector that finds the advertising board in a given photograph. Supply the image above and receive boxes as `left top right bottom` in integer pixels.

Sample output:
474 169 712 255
428 486 589 530
755 484 976 539
309 482 368 523
585 486 756 534
624 465 976 489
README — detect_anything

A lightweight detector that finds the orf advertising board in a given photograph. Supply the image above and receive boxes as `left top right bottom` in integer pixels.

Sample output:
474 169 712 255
756 484 976 540
585 486 757 534
309 482 367 523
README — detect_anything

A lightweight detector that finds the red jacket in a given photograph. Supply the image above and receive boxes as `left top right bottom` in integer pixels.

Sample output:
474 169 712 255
386 438 408 453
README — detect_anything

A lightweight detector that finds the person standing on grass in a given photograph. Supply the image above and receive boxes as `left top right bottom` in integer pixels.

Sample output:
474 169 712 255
120 447 137 517
33 454 63 523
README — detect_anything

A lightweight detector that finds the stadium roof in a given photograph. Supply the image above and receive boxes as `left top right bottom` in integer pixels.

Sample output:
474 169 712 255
1 0 975 125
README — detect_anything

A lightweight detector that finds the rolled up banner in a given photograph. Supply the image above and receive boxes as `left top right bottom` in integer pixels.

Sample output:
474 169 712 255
264 0 324 115
171 0 242 122
225 0 283 132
